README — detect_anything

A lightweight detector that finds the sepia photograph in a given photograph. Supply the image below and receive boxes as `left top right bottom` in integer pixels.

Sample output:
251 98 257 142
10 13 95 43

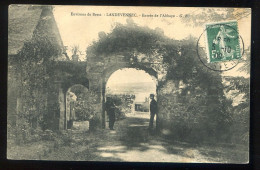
7 5 251 163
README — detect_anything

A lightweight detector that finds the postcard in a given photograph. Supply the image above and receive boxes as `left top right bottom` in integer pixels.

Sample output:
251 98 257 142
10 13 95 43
8 5 251 163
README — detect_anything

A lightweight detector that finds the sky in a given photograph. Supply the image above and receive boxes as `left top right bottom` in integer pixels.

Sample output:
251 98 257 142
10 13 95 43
53 6 251 78
107 68 157 85
53 6 198 55
106 68 157 102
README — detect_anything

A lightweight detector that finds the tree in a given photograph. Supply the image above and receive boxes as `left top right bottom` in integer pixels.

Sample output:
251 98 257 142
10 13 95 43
71 87 99 121
224 76 250 144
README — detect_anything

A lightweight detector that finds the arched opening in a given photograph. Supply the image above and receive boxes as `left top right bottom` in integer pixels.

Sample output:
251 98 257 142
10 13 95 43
103 68 157 129
65 84 90 131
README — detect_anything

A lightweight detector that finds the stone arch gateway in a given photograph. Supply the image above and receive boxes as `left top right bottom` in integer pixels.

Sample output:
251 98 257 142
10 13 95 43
84 24 179 130
86 56 161 128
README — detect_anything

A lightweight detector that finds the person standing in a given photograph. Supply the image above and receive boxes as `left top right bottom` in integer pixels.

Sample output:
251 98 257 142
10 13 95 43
149 94 158 130
106 97 116 130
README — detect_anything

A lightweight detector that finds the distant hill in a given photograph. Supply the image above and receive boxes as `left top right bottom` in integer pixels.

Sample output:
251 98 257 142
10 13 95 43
106 82 156 94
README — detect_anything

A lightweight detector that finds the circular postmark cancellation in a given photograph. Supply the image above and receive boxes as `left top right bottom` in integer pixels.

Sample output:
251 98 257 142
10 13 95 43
197 21 244 72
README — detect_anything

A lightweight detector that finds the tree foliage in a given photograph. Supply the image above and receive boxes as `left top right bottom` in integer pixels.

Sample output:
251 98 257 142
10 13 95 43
224 76 250 144
87 22 168 58
68 85 99 121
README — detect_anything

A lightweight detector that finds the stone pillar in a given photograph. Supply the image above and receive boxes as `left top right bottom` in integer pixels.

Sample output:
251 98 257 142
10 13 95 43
88 74 103 129
47 81 66 131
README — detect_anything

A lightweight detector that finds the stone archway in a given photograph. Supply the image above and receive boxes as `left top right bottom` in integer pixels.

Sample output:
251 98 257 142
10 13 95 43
100 64 158 128
65 84 89 130
46 61 89 131
58 79 89 131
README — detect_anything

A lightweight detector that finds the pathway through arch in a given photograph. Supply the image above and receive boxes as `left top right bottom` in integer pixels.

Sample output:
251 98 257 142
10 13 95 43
41 114 243 163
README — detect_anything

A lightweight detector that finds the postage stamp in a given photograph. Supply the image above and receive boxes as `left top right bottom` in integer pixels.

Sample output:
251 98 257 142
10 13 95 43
205 21 241 63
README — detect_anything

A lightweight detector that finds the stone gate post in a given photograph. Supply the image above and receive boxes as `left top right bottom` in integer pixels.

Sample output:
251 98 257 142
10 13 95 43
88 73 103 129
47 80 66 131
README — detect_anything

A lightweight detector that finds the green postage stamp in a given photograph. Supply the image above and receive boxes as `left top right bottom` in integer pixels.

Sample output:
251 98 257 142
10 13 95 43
205 21 241 63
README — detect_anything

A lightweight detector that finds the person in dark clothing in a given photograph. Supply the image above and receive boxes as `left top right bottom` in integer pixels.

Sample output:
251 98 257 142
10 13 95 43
149 94 158 130
106 97 116 130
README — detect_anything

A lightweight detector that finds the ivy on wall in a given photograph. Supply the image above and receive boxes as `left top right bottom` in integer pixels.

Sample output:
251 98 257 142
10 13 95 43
8 29 63 142
87 22 224 94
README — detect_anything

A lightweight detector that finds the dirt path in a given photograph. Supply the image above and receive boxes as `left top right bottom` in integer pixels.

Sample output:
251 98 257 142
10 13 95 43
42 113 248 163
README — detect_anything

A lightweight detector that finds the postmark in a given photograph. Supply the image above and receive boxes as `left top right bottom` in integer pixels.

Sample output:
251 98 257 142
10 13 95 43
197 21 244 72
